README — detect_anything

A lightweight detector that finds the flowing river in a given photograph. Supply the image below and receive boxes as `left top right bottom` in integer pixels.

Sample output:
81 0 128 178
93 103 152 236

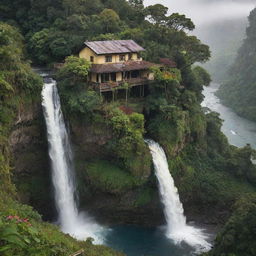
202 83 256 149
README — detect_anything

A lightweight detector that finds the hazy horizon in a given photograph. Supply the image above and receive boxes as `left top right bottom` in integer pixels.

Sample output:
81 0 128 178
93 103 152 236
144 0 256 26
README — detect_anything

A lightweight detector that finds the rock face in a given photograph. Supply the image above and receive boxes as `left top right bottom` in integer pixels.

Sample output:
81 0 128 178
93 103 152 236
70 121 165 226
8 102 226 227
9 101 56 220
9 103 165 226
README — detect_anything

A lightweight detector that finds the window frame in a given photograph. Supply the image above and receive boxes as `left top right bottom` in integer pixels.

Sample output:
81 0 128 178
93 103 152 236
105 55 112 63
119 54 126 62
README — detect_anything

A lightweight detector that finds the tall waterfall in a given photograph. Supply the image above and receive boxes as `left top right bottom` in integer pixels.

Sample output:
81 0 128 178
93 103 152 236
146 140 211 252
42 78 102 242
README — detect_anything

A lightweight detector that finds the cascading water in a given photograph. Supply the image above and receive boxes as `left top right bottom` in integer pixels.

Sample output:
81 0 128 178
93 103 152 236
146 140 211 253
42 78 102 242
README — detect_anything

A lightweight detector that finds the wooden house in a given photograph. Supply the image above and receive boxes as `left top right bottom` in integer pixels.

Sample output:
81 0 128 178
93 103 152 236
79 40 156 93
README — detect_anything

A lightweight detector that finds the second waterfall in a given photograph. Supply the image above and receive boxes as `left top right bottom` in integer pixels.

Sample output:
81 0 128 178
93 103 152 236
146 140 211 253
42 78 102 242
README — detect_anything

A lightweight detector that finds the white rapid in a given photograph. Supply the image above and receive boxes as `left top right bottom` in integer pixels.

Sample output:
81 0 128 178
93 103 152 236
42 78 103 242
146 140 211 253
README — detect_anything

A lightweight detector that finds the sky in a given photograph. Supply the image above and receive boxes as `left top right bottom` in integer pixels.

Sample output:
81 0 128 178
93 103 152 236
144 0 256 26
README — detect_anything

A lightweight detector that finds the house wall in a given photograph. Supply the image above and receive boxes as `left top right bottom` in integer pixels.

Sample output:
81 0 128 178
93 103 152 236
116 72 122 81
79 47 97 62
91 73 97 82
79 47 141 64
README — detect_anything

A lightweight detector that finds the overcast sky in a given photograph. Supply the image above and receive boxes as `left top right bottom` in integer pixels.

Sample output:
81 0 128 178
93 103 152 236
144 0 256 26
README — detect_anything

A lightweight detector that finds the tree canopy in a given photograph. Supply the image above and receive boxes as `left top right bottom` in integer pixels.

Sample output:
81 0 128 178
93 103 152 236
0 0 210 67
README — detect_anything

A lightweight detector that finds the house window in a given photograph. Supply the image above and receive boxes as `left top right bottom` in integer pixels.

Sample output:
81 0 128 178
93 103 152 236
128 53 132 60
105 55 112 63
101 73 110 82
119 55 126 61
90 56 94 62
131 70 139 78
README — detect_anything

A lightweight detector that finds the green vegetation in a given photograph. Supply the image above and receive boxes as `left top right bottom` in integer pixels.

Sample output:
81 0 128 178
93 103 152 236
0 22 122 255
217 8 256 121
85 160 143 193
0 22 42 194
134 188 155 207
205 195 256 256
1 1 256 255
0 195 124 256
56 56 102 120
0 0 209 65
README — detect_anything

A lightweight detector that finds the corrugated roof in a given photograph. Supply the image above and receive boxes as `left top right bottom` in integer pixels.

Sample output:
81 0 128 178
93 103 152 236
90 61 156 74
85 40 145 55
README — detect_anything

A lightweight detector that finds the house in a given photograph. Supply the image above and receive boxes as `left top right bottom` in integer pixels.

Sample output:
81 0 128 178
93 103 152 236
79 40 156 93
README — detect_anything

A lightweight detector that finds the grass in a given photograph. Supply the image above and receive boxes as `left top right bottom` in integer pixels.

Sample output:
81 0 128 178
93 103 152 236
0 192 124 256
86 160 141 193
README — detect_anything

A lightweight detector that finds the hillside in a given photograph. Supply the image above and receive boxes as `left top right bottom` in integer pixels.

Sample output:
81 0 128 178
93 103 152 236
0 1 256 256
217 8 256 122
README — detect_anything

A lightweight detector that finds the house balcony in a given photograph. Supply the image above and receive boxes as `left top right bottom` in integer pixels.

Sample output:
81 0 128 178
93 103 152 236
91 77 153 92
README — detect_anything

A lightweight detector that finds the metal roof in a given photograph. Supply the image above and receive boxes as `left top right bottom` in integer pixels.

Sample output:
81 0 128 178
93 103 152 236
84 40 145 55
90 61 156 74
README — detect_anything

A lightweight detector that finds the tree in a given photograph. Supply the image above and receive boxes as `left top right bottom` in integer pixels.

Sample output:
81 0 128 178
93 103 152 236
208 195 256 256
193 66 212 86
167 13 195 31
98 9 122 33
57 55 91 84
29 29 51 64
145 4 168 24
180 36 211 67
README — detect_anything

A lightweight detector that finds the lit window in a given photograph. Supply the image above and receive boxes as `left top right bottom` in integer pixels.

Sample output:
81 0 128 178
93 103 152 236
119 55 126 61
105 55 112 63
90 56 94 62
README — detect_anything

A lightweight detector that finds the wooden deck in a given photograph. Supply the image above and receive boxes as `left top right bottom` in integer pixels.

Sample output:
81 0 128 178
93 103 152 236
91 78 153 92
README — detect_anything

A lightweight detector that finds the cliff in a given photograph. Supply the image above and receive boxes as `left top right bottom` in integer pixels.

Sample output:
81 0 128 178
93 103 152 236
217 8 256 122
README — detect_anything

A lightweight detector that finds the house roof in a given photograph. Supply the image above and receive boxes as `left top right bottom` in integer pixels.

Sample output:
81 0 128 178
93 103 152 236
84 40 145 55
90 61 156 74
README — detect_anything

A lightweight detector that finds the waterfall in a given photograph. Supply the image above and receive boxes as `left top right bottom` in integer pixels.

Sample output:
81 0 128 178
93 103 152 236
146 140 211 252
42 78 102 242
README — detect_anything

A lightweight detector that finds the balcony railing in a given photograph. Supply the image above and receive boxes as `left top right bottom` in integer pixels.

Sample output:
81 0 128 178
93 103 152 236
91 77 153 92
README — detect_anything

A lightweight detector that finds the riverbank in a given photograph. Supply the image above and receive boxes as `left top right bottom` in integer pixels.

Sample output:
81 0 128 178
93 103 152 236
202 83 256 149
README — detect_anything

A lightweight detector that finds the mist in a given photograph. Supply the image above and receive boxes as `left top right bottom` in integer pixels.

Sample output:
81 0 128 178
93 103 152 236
144 0 256 82
144 0 255 26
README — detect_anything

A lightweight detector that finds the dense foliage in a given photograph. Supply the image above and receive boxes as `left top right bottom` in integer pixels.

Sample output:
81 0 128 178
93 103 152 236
1 1 256 255
0 194 124 256
0 23 122 256
205 195 256 256
217 8 256 121
0 22 42 194
0 0 210 65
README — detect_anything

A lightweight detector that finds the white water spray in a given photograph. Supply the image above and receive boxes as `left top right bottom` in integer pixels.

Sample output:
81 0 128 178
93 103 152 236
146 140 211 252
42 78 103 242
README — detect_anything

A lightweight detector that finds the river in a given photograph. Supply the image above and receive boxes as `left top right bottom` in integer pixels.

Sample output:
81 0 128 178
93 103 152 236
202 83 256 149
